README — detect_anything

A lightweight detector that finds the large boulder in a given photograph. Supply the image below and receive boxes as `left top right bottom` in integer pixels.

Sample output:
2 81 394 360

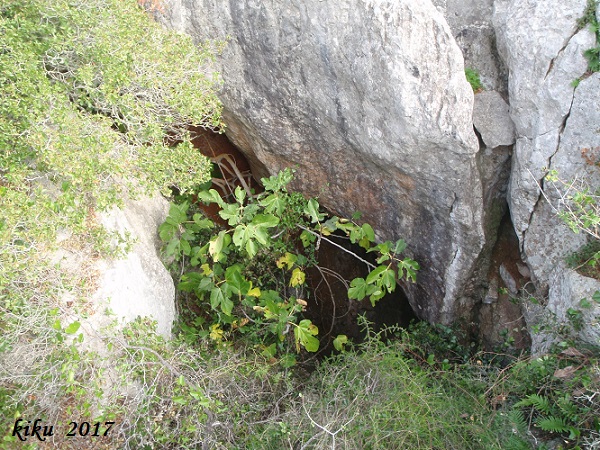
92 194 176 338
494 0 600 349
162 0 486 323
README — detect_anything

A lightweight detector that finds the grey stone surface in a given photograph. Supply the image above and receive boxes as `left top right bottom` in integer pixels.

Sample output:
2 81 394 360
499 263 518 296
473 90 515 148
432 0 508 94
548 268 600 348
494 0 600 351
162 0 486 323
494 0 594 275
93 194 175 338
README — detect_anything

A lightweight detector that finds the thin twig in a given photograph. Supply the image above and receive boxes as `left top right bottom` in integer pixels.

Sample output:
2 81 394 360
296 225 376 270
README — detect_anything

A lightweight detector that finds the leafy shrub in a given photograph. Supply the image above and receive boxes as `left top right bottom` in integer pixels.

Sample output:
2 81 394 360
159 168 419 361
0 0 222 443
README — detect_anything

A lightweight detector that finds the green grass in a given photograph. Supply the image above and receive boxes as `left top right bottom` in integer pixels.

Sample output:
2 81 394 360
465 68 483 92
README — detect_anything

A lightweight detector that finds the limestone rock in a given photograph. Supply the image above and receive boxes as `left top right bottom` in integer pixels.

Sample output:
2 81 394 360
545 268 600 350
93 194 175 338
432 0 508 93
163 0 486 323
494 0 595 275
473 91 515 148
499 263 518 296
494 0 600 351
523 73 600 284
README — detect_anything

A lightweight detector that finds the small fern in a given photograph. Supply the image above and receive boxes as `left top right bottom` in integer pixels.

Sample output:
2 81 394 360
508 409 529 435
556 394 580 423
503 436 533 450
514 394 552 415
537 416 571 434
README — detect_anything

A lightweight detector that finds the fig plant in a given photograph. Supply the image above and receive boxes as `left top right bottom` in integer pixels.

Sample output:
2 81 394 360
159 168 419 362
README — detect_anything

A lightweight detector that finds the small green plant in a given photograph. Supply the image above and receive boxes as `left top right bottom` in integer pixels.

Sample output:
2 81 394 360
578 0 600 73
465 67 483 92
543 168 600 281
566 240 600 278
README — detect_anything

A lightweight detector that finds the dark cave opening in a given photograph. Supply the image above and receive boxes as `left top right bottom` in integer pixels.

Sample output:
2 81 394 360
188 127 418 353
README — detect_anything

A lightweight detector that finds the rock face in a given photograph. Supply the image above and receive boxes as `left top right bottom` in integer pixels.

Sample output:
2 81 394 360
431 0 508 94
93 194 175 338
494 0 600 348
163 0 487 323
472 91 514 149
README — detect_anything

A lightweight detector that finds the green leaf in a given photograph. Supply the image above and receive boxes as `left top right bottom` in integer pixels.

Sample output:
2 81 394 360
279 353 297 368
196 189 224 207
261 168 294 192
192 214 214 229
348 277 367 300
225 265 249 295
210 286 226 312
290 268 306 287
177 272 204 292
362 223 375 241
245 237 258 259
158 221 178 242
259 193 286 215
64 321 81 335
167 202 189 224
261 343 277 358
253 226 270 246
208 231 229 262
165 237 182 258
300 230 316 248
333 334 348 352
358 236 371 250
537 417 570 434
252 213 280 229
180 238 191 256
219 203 241 226
381 268 397 293
393 239 407 254
376 254 390 264
366 265 387 284
369 289 386 306
294 319 319 352
221 295 234 316
305 198 324 223
234 186 246 204
592 290 600 303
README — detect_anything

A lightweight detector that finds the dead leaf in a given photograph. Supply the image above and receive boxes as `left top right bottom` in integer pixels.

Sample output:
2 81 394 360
561 347 585 358
554 365 577 379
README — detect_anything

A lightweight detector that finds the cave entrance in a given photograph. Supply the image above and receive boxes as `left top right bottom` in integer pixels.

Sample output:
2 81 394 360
188 127 417 352
304 231 417 353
